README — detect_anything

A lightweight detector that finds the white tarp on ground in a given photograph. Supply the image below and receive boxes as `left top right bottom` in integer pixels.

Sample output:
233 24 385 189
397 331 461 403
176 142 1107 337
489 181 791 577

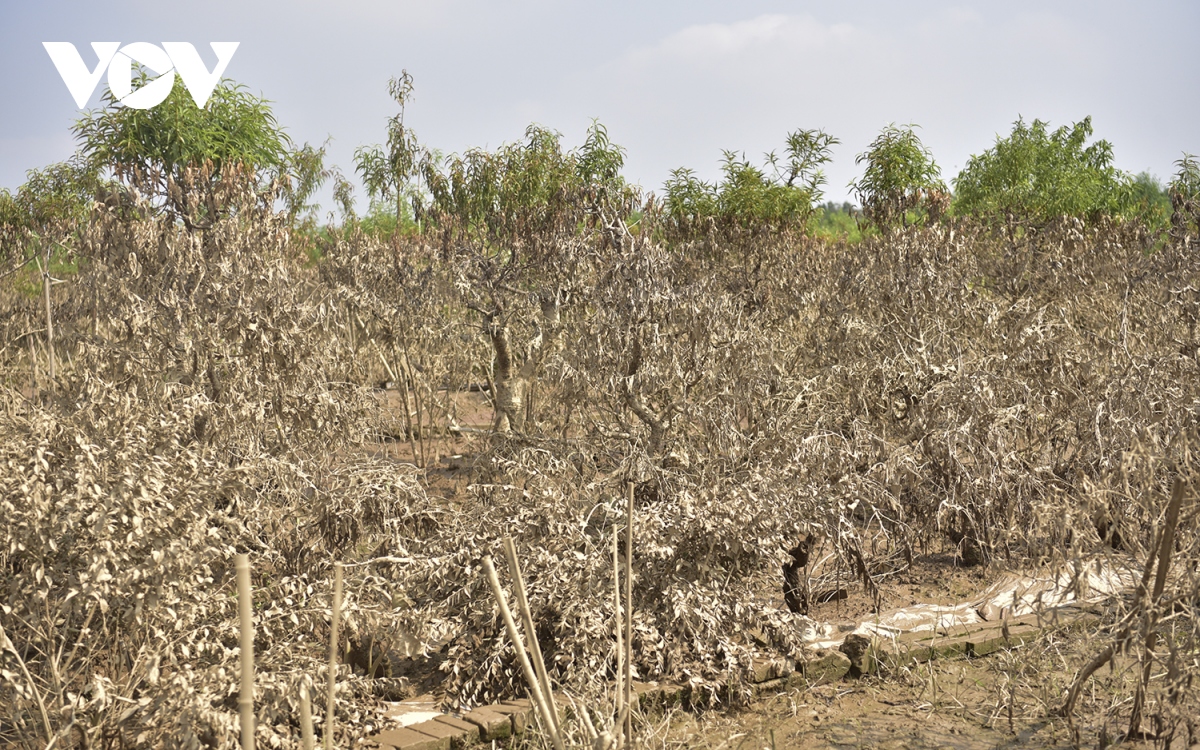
379 697 443 727
803 555 1138 649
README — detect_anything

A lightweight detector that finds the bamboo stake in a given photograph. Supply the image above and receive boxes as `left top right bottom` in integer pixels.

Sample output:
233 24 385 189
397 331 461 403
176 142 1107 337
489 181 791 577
481 556 564 750
35 255 55 383
235 553 255 750
624 482 634 748
325 562 343 750
613 531 624 750
28 332 38 398
502 536 560 735
299 681 315 750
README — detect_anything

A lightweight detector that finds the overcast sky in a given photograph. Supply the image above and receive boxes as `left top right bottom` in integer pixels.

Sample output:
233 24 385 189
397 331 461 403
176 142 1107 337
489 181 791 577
3 1 1198 213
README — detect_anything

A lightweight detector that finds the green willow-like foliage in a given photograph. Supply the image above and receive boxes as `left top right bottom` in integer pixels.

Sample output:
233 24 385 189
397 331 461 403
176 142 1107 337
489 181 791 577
354 71 422 234
421 120 635 259
1169 153 1200 240
850 124 946 232
663 129 838 243
952 116 1130 228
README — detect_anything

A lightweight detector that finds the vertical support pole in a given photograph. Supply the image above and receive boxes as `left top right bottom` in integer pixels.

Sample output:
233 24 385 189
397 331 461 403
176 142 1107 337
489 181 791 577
325 563 343 750
236 554 255 750
624 482 634 747
36 255 55 383
299 681 315 750
613 530 624 749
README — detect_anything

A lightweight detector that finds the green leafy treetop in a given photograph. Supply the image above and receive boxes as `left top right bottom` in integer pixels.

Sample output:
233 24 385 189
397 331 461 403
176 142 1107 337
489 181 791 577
354 71 422 236
1169 153 1200 243
952 115 1129 229
72 72 293 231
0 152 102 233
421 119 636 263
662 129 838 246
850 124 947 233
1125 171 1172 233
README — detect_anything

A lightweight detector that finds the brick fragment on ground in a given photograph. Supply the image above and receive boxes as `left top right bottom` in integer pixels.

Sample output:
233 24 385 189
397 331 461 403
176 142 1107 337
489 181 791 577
433 713 480 741
491 701 533 733
374 726 449 750
798 648 851 684
462 707 511 740
408 718 468 747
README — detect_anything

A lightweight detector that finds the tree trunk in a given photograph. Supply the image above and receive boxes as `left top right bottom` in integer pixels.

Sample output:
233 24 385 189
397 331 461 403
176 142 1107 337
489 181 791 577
487 290 563 434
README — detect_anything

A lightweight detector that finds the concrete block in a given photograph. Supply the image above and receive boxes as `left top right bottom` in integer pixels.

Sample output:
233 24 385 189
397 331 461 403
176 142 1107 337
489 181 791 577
798 648 852 684
750 657 792 683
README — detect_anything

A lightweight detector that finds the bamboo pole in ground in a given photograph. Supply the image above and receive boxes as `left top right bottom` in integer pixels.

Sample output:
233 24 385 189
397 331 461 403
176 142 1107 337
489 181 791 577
35 255 55 383
502 536 560 736
27 332 38 398
481 556 564 750
299 681 315 750
612 531 624 750
624 482 634 748
325 562 343 750
235 554 255 750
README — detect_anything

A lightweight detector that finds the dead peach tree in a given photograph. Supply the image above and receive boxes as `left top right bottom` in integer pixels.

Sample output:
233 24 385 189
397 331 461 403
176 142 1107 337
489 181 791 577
418 121 638 435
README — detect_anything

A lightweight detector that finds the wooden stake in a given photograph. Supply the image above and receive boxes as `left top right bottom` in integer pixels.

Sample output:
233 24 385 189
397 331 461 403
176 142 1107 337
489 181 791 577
35 255 55 383
481 556 564 750
235 554 255 750
325 562 343 750
624 482 634 747
299 681 315 750
613 531 624 750
502 537 560 735
27 332 38 398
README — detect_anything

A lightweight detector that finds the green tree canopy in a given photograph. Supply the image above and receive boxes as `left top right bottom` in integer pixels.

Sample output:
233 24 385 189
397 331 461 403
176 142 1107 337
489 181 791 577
354 72 422 234
663 129 838 243
420 120 636 261
72 72 293 229
1169 153 1200 241
0 152 102 232
952 115 1130 228
1126 171 1172 232
850 124 947 232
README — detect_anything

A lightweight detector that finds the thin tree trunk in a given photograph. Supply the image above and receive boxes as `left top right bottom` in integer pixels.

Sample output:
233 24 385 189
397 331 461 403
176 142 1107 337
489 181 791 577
402 348 425 467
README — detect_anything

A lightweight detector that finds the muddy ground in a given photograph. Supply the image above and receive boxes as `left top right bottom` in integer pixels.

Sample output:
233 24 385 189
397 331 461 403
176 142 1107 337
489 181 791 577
643 646 1183 750
369 388 1198 749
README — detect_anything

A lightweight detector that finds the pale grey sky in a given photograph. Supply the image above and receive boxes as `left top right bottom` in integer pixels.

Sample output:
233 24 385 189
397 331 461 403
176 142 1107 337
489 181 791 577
3 1 1197 212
